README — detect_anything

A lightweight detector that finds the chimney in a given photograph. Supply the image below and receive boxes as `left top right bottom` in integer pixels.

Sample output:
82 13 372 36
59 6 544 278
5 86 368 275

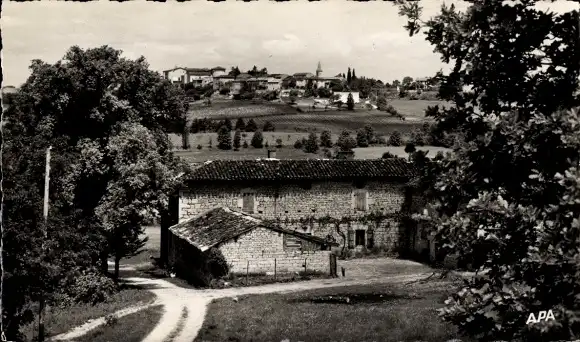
267 149 277 158
336 150 355 160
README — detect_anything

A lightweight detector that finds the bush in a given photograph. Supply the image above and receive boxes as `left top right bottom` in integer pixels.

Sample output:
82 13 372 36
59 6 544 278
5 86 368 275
404 142 416 154
233 130 242 149
264 141 269 148
303 133 319 153
251 131 264 148
217 126 232 150
294 139 303 149
197 144 202 150
234 118 246 131
320 130 333 148
336 130 357 151
322 148 333 159
356 129 369 147
376 136 387 145
245 119 258 132
346 93 355 110
242 140 249 148
411 130 426 146
388 130 403 146
363 124 376 144
382 151 397 159
275 138 283 148
62 269 118 305
205 248 230 280
263 121 275 132
219 87 230 95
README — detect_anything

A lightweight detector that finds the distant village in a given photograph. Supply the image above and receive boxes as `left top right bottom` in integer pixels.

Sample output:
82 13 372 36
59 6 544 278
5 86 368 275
162 62 438 104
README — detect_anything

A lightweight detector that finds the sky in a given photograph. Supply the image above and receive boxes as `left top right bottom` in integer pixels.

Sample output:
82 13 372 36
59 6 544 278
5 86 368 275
2 0 578 87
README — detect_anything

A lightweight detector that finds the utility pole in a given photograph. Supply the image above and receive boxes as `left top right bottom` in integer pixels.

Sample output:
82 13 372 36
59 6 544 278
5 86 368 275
38 146 51 342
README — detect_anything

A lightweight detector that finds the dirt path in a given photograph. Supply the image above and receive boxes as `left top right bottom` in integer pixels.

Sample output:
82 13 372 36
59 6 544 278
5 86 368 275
57 259 434 342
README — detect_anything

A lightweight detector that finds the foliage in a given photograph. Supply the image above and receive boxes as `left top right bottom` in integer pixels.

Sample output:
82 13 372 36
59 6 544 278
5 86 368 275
336 130 357 151
376 95 388 111
382 151 397 159
219 87 230 95
411 129 426 146
275 138 283 149
399 1 580 341
58 268 117 306
347 93 355 110
303 133 319 154
245 118 258 132
217 125 232 150
404 142 416 155
235 117 246 131
233 130 242 150
251 130 264 148
263 120 276 132
2 45 186 339
320 130 333 148
363 124 376 144
316 87 332 98
223 118 233 131
356 129 369 148
293 139 304 149
242 140 249 148
388 130 403 147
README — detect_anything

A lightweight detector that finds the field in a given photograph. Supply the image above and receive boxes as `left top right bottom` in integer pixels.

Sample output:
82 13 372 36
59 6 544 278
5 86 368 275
185 99 448 135
195 281 472 342
170 132 342 149
173 146 316 163
353 146 452 159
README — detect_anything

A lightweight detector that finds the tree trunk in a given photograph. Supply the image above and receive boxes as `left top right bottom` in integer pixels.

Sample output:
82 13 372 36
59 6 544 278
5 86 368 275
182 124 190 150
100 250 109 275
114 256 120 282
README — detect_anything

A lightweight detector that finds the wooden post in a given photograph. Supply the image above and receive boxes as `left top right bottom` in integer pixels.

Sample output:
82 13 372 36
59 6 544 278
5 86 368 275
304 258 307 274
246 260 249 285
274 258 277 280
39 146 51 342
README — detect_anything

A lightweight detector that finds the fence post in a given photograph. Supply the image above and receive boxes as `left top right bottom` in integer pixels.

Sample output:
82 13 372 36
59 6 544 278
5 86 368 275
304 258 307 274
246 260 249 285
274 258 277 281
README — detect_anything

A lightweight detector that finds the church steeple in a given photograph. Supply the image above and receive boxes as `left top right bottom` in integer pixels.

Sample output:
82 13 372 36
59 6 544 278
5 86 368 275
316 61 323 77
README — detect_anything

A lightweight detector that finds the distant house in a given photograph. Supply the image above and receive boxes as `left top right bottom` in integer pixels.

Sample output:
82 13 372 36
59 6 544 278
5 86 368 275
293 72 315 88
266 74 290 92
167 207 338 275
213 75 235 90
162 66 226 87
333 91 361 104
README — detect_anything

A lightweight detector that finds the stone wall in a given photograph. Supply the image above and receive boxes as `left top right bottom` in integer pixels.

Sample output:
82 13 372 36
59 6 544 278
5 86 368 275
179 181 407 251
218 227 331 274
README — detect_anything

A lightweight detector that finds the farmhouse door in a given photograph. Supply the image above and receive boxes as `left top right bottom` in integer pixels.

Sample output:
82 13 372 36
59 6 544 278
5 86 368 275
330 254 338 278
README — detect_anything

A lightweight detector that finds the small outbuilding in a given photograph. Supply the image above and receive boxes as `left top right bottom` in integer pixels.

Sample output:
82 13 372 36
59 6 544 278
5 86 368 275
167 207 338 277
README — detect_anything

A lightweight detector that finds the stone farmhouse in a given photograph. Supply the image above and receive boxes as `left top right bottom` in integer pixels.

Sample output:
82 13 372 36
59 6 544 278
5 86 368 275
159 159 432 268
163 66 226 86
168 207 338 275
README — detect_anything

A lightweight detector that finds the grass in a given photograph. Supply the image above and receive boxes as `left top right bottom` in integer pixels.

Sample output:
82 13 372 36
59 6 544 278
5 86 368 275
170 132 341 149
195 281 472 342
112 226 160 266
22 288 156 340
74 304 164 342
173 146 317 163
353 145 452 159
187 101 296 120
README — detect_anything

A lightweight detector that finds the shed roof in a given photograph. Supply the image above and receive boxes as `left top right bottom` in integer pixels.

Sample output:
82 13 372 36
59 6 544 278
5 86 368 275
169 207 337 251
185 159 416 182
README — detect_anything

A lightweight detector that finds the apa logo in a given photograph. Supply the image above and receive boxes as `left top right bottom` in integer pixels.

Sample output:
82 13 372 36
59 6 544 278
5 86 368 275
526 310 556 324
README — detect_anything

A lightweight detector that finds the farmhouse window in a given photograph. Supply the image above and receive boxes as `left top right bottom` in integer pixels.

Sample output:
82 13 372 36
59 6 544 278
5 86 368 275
242 192 255 213
355 230 366 247
354 190 368 211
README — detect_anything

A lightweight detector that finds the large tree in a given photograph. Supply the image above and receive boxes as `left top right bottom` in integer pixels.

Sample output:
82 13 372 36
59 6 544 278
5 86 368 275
2 46 186 338
399 1 580 341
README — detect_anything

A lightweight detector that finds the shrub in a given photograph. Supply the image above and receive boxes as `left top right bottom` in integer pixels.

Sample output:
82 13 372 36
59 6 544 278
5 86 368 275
404 142 416 154
409 94 419 100
320 130 333 148
205 248 230 280
293 139 303 149
376 95 388 111
251 131 264 148
219 87 230 95
303 133 319 153
223 118 233 131
233 130 242 149
64 269 117 305
382 151 397 159
346 93 355 110
376 136 387 145
363 124 376 144
105 314 119 326
235 118 246 131
245 119 258 132
264 141 269 148
356 129 369 147
322 148 333 159
388 130 403 146
217 126 232 150
410 130 426 146
275 138 283 148
242 140 249 148
336 130 357 151
208 138 213 148
263 121 275 132
197 144 202 150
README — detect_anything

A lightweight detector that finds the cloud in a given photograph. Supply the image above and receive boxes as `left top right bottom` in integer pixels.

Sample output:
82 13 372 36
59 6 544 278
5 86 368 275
262 34 304 56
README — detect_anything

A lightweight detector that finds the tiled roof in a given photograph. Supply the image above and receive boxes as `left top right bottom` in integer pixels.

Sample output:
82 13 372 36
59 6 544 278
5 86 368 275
212 66 226 71
186 159 416 182
169 207 337 251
